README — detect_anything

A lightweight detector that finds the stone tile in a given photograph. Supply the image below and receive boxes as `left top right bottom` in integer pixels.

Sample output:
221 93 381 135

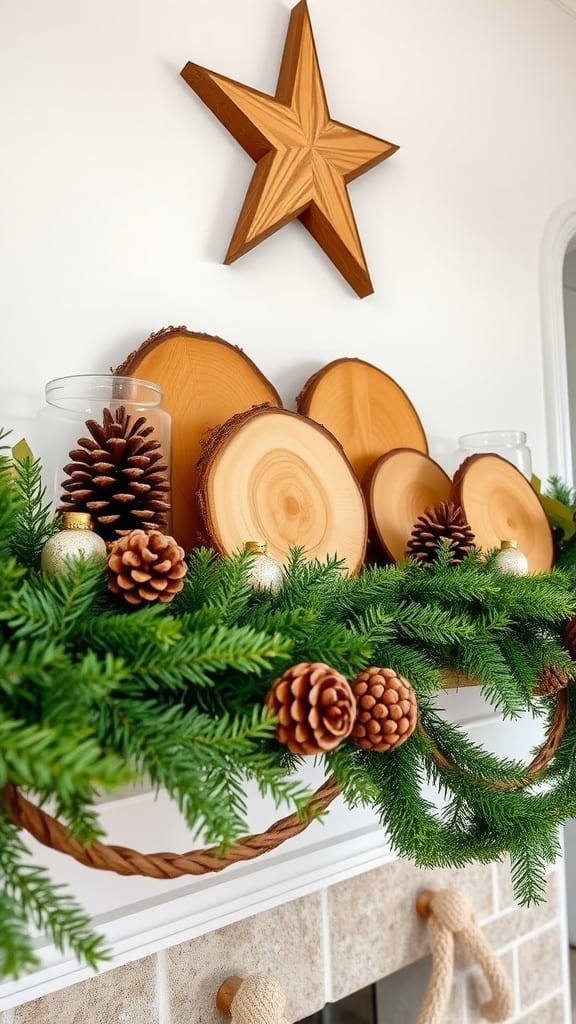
495 857 516 911
482 871 559 951
516 992 565 1023
495 859 558 914
0 1012 15 1024
166 893 324 1024
517 924 564 1010
13 957 158 1024
465 950 515 1022
327 858 495 1001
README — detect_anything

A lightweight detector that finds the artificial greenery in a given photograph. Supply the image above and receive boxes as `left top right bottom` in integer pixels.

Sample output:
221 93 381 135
2 436 576 979
543 474 576 567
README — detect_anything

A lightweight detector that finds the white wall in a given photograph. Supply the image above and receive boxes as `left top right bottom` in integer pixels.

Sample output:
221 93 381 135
563 251 576 480
2 0 576 473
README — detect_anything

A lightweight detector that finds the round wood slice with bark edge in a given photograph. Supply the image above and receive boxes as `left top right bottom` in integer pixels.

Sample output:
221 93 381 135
451 454 554 572
196 406 368 574
114 327 282 552
296 357 428 482
362 448 452 563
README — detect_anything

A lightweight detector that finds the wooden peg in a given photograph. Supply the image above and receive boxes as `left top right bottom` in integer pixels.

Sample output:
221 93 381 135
416 890 434 920
216 976 243 1015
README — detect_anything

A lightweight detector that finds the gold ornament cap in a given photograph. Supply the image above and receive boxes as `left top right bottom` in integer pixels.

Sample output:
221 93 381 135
61 511 94 531
500 539 518 549
245 540 267 555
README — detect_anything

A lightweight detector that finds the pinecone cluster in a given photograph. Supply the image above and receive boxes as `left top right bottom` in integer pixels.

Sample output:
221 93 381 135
107 528 187 605
60 406 170 541
266 662 418 756
406 501 475 566
265 662 357 754
351 667 417 751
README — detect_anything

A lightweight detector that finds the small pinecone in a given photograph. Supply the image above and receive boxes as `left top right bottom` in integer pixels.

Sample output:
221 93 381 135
406 501 475 566
107 529 187 605
565 617 576 659
351 667 417 752
60 406 170 541
533 665 569 697
265 662 357 755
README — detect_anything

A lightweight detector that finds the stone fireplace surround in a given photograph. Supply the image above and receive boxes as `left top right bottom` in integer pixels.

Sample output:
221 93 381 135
0 856 567 1024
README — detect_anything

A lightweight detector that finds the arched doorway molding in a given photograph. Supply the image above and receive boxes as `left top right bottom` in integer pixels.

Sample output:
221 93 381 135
539 200 576 483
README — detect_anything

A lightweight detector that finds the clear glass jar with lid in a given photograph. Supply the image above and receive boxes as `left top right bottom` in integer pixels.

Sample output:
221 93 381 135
36 374 171 518
454 430 532 478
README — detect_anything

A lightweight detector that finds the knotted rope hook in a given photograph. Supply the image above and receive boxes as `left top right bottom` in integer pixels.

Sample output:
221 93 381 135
416 888 513 1023
216 974 290 1024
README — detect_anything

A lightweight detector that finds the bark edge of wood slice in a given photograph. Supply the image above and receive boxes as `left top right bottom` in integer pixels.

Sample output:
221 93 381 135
197 406 368 574
114 326 282 552
363 448 452 563
297 357 428 482
451 453 554 572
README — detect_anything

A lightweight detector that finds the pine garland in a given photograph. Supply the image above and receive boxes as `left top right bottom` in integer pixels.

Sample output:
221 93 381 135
1 434 576 977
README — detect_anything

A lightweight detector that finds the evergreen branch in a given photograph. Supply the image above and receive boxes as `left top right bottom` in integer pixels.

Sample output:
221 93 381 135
9 454 58 569
0 812 110 971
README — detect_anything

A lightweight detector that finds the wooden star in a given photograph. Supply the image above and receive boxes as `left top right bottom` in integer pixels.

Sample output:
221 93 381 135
180 1 398 297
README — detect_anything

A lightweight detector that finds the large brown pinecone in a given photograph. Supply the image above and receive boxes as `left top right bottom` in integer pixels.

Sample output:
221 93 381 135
107 529 187 605
406 501 475 566
265 662 357 754
533 665 569 696
352 667 417 752
60 406 170 541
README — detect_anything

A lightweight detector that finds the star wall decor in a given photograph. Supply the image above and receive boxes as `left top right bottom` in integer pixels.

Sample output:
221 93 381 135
180 1 398 297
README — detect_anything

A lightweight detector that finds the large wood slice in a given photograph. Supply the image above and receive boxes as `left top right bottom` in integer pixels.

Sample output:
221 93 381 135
197 407 367 573
451 454 554 572
297 358 428 482
115 327 282 551
363 448 452 563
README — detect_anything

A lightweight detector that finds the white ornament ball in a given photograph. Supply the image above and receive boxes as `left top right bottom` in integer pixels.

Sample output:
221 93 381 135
494 540 529 576
245 541 284 593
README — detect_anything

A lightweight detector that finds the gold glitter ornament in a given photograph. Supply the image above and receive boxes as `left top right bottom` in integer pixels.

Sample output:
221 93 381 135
245 540 283 593
494 539 529 576
40 512 107 575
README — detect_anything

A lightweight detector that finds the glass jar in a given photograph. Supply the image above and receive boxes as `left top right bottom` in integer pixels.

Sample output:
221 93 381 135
454 430 532 479
36 375 171 517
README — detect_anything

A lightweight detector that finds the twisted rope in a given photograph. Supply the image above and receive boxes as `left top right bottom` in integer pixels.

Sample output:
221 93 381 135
1 778 341 879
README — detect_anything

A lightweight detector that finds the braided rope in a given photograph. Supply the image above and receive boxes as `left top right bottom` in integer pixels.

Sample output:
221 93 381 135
419 687 569 791
1 777 341 879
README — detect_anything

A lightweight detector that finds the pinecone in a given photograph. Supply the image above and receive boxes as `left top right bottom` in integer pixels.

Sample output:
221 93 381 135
406 501 475 565
351 667 417 752
565 617 576 660
107 529 187 605
265 662 357 754
60 406 170 541
533 665 569 697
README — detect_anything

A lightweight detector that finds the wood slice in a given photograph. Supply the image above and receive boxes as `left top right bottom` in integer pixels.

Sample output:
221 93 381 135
115 327 282 551
297 358 428 482
363 448 452 563
197 407 367 573
451 454 554 572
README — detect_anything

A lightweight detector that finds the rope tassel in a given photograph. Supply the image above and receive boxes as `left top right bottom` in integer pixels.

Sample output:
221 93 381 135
416 888 513 1023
